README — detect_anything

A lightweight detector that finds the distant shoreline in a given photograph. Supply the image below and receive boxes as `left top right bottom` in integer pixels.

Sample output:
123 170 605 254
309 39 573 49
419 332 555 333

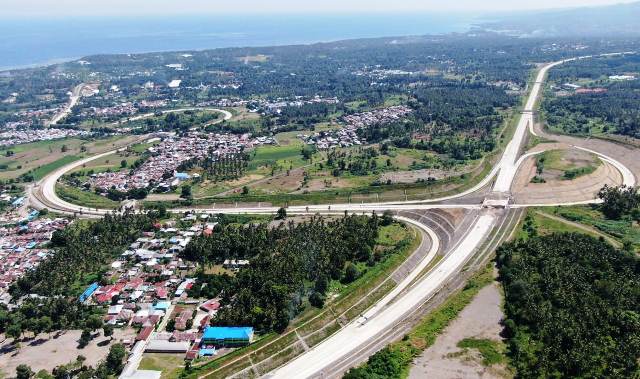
0 13 476 72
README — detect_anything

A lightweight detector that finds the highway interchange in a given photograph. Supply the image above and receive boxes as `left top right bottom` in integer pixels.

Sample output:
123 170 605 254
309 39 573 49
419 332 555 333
27 53 638 378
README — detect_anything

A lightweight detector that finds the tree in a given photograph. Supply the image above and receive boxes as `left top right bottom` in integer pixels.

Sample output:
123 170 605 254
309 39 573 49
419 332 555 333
52 366 68 379
79 328 91 348
598 185 640 219
6 323 21 342
309 292 325 308
60 145 68 153
180 185 192 199
241 186 249 195
120 160 127 168
496 233 640 378
86 314 103 331
165 319 175 332
38 316 53 337
16 365 34 379
381 210 394 226
103 324 114 339
343 263 360 284
105 344 126 374
276 207 287 220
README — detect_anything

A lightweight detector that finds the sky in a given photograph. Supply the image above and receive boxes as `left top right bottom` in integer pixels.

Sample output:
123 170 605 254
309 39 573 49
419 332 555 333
2 0 638 17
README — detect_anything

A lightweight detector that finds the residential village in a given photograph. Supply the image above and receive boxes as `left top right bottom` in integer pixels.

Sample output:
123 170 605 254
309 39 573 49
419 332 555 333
87 132 275 194
0 127 91 148
298 105 413 149
0 205 69 304
0 198 257 378
80 213 256 378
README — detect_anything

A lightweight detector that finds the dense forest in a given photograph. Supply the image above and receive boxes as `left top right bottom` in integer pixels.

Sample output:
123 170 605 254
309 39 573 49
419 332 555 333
543 54 640 137
496 233 640 378
10 211 156 298
182 214 391 332
355 81 515 161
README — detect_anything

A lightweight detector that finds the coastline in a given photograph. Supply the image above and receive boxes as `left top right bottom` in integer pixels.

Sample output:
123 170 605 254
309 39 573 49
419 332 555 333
0 13 476 72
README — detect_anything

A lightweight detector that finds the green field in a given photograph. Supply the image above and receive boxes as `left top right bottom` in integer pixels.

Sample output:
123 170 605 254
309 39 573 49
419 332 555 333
0 135 137 180
56 183 120 209
538 149 600 180
31 155 83 180
551 205 640 246
247 144 307 170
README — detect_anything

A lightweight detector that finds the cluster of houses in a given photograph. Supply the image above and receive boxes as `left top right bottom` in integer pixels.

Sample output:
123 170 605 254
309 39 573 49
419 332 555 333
79 102 138 119
0 213 69 303
75 216 255 378
87 131 274 193
352 67 418 80
196 98 249 108
0 127 91 148
298 127 364 150
342 105 412 129
298 105 412 149
252 95 340 115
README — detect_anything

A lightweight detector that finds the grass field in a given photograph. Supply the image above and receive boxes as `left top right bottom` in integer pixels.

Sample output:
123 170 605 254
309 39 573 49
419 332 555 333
550 205 640 246
68 150 144 176
31 155 82 180
0 135 138 180
539 149 600 180
56 183 120 209
457 338 507 366
139 353 185 379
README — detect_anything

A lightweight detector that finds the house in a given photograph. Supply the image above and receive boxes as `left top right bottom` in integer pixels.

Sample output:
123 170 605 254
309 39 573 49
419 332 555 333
145 340 190 353
200 299 220 313
222 259 249 270
79 282 99 303
136 326 154 341
201 326 254 347
174 310 193 331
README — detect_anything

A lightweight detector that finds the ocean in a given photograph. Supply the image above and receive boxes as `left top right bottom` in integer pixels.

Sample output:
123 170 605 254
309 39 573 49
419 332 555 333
0 13 476 71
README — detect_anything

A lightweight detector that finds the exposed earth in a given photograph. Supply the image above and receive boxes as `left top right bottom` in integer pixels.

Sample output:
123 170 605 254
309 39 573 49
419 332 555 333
408 282 511 379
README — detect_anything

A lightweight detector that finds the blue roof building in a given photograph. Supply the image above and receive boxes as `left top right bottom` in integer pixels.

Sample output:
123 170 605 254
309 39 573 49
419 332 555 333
79 282 99 303
27 210 39 221
175 172 190 181
12 197 24 207
202 326 254 347
153 301 171 312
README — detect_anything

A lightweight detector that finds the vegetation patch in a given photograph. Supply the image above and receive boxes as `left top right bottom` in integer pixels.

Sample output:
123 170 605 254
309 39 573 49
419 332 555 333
496 233 640 378
456 338 506 366
56 183 121 209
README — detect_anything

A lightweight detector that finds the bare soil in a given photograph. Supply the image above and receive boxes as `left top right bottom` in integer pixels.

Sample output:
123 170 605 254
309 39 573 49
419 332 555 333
408 283 512 379
0 328 136 376
512 146 621 204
